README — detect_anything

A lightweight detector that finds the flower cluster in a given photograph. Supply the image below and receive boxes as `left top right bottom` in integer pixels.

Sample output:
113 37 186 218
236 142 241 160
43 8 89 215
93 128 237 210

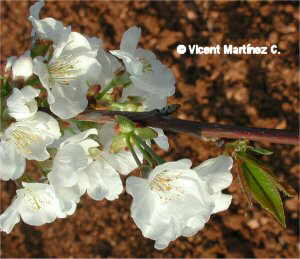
0 0 234 249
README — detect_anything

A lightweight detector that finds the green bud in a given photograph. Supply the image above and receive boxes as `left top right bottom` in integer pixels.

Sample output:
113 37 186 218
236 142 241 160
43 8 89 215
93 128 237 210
110 134 127 153
110 102 142 112
134 127 158 140
115 115 135 134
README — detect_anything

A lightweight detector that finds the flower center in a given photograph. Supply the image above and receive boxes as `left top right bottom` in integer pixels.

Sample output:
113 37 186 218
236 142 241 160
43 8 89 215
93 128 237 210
139 58 152 72
150 170 184 202
48 55 80 87
23 188 51 211
10 127 41 155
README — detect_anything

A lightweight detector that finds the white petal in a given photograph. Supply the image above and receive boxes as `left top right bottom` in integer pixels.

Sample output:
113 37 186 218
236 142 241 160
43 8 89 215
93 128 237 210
12 56 33 81
152 127 169 151
60 128 97 148
97 48 122 86
55 31 97 59
0 197 21 233
0 141 26 181
98 121 115 149
32 58 55 103
29 0 44 19
194 155 233 193
86 160 123 201
120 26 141 54
49 80 88 119
212 193 232 214
48 172 82 215
29 17 71 45
51 144 88 186
101 149 141 175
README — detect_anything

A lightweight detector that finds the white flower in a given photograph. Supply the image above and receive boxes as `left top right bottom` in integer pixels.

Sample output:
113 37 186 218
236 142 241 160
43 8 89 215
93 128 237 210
29 2 102 119
6 55 34 81
110 26 175 111
7 86 40 121
33 30 102 119
0 182 65 233
126 155 233 249
49 129 97 187
0 112 61 181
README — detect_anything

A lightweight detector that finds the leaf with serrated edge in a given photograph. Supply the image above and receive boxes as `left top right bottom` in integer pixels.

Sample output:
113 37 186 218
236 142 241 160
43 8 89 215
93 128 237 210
239 154 286 227
243 153 296 197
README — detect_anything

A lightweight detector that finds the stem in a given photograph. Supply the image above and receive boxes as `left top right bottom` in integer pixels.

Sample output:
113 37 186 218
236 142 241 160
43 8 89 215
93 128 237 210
75 109 300 145
134 137 154 167
126 135 142 168
133 135 165 165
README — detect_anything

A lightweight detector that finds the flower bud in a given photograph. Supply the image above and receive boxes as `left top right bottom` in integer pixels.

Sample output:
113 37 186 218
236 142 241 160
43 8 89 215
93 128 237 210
12 56 34 81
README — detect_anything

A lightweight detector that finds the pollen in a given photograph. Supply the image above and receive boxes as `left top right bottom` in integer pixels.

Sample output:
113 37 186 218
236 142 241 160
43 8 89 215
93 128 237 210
150 171 184 202
10 127 41 155
23 188 51 211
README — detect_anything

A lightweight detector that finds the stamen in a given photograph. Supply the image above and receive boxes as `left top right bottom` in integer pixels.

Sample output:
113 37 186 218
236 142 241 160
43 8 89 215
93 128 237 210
10 127 41 155
48 54 81 87
23 188 51 211
150 171 184 202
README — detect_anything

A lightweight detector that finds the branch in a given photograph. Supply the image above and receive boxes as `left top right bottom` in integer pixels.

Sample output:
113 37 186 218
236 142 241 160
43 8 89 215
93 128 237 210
75 109 300 145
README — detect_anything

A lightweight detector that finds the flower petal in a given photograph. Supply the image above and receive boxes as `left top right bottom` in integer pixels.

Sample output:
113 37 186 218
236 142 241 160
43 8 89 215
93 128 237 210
120 26 141 54
194 155 233 193
0 141 26 181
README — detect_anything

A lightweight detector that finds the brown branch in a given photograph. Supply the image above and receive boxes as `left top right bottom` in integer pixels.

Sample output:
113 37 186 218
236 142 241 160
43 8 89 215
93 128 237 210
75 110 300 145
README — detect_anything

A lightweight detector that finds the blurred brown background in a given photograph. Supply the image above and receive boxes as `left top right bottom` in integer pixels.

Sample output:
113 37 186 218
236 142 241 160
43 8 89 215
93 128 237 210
1 0 299 258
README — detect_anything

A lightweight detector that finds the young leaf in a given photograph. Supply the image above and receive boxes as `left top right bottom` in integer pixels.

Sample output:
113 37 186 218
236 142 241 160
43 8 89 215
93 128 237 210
243 152 296 197
249 146 273 155
239 154 286 227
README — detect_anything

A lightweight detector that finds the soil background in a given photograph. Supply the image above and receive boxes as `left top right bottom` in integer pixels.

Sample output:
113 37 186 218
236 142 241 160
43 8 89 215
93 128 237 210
0 0 299 258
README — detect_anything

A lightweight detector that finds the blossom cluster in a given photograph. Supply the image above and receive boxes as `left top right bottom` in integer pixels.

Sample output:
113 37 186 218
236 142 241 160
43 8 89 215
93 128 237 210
0 0 233 249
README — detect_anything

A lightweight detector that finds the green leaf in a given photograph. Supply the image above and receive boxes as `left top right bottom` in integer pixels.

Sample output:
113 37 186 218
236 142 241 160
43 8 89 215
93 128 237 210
249 146 273 155
242 152 296 197
238 153 286 227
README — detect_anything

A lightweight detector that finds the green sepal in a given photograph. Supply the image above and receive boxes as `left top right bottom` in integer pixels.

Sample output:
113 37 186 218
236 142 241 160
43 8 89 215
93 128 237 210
115 115 135 134
1 78 11 98
134 127 158 140
31 44 50 59
110 134 127 153
238 152 286 227
249 146 273 155
25 76 41 86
